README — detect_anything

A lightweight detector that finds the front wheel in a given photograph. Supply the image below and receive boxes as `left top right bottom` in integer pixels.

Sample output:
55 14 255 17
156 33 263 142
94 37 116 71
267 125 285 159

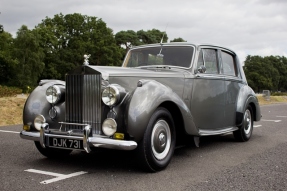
137 107 176 172
34 141 72 158
233 105 253 142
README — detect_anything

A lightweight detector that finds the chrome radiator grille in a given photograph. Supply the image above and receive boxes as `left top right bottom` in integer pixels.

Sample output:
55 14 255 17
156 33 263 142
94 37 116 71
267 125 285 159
65 74 102 134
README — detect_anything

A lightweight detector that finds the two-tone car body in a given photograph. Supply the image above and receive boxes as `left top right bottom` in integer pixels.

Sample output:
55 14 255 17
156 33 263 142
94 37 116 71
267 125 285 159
20 42 261 171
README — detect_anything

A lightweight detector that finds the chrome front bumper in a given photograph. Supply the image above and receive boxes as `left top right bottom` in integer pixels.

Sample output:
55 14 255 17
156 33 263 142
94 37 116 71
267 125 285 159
20 123 137 153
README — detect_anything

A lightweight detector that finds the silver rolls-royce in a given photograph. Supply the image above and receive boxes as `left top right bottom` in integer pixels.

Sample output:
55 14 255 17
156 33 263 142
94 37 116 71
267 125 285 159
20 43 261 172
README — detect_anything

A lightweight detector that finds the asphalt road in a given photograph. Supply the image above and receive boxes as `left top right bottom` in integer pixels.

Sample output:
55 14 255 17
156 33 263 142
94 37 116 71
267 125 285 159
0 104 287 191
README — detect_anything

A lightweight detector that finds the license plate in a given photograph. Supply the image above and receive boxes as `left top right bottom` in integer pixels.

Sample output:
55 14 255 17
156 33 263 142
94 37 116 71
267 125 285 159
48 137 83 150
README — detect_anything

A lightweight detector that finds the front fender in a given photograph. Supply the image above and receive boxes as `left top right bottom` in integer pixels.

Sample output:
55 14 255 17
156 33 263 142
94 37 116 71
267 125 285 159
23 80 65 130
126 80 198 142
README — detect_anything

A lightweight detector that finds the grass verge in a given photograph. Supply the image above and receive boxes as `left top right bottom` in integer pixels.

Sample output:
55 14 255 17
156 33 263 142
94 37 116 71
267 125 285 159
0 96 26 126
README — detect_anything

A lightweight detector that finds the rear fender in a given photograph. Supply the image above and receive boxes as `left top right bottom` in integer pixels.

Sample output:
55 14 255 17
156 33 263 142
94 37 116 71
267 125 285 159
236 85 261 126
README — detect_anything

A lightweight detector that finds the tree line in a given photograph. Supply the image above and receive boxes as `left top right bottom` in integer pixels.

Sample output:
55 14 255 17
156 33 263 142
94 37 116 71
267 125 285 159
0 13 286 93
244 55 287 93
0 13 186 91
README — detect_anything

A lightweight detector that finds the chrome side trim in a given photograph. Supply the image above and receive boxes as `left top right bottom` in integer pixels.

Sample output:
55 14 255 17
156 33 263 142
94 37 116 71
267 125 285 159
199 126 238 136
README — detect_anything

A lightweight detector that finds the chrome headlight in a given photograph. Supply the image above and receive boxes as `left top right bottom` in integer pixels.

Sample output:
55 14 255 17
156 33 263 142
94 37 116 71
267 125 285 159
46 85 61 104
34 115 46 131
102 85 120 106
102 118 117 136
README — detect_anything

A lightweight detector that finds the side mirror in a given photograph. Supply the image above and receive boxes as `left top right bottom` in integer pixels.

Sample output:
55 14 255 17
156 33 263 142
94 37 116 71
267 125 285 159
196 65 206 73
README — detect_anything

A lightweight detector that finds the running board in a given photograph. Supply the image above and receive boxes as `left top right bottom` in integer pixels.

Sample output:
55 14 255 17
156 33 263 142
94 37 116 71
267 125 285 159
198 127 238 136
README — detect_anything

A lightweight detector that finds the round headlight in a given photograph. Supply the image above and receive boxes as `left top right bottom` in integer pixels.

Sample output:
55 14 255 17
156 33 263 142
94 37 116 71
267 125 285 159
102 118 117 136
46 85 61 104
102 85 120 106
34 115 46 131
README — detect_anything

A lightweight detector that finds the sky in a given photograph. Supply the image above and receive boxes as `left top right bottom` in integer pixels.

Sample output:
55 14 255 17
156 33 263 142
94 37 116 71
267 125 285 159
1 0 287 62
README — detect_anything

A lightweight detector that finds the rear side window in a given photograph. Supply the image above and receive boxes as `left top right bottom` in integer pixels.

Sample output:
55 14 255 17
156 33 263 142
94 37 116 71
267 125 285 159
222 51 236 76
203 49 218 74
197 49 219 74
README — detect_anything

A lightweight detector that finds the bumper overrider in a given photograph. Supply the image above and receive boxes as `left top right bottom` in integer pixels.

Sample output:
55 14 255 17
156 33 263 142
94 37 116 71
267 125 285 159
20 122 137 153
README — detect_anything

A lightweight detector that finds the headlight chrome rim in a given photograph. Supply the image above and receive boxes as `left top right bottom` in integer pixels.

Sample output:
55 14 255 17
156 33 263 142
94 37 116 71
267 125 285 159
102 85 120 106
34 115 46 131
102 118 117 136
46 85 61 104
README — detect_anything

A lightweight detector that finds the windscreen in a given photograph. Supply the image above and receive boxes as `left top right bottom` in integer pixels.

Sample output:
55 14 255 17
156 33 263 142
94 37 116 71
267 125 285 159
123 46 194 68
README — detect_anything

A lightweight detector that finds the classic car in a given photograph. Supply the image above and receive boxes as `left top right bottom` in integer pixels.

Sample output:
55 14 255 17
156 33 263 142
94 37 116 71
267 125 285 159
20 42 261 172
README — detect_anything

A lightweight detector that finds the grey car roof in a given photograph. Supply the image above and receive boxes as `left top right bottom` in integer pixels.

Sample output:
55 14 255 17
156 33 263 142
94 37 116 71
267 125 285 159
130 42 236 55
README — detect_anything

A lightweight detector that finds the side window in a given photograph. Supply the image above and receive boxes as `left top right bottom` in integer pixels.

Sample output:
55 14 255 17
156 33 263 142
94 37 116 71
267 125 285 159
197 49 218 74
203 49 218 74
222 51 236 76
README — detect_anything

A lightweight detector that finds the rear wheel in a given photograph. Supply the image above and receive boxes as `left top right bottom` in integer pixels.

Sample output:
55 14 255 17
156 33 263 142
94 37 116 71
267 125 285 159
234 105 253 142
137 107 176 172
34 141 72 158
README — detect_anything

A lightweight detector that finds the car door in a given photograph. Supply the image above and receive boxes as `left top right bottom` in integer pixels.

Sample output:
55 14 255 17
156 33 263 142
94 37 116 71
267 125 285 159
190 48 226 132
220 50 242 127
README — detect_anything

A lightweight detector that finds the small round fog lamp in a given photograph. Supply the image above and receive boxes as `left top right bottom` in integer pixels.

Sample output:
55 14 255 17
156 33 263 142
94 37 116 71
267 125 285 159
34 115 46 131
102 118 117 136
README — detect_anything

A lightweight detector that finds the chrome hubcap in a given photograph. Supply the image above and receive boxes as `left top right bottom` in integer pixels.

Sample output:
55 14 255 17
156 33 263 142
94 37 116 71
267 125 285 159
244 109 252 135
151 120 171 160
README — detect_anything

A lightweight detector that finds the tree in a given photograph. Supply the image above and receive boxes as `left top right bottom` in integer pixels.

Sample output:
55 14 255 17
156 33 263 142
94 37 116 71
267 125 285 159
137 29 168 44
0 24 3 33
244 55 287 92
266 56 287 91
115 30 140 50
13 25 45 89
170 37 186 42
0 30 18 85
36 13 122 80
115 28 168 55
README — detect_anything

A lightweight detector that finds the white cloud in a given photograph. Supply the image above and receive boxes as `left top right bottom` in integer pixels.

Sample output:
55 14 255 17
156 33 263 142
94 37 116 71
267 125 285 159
1 0 287 62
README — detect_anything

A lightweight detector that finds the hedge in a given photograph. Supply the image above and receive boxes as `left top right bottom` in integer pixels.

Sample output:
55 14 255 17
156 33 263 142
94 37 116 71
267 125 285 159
0 85 23 97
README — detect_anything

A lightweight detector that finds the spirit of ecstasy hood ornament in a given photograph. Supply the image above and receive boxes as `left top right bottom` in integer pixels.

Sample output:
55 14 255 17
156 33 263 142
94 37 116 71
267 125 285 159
83 54 91 65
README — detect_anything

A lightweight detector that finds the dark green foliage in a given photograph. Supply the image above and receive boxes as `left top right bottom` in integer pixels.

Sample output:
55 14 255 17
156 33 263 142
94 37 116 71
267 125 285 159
115 30 140 50
115 29 168 53
36 13 123 80
170 37 186 42
13 25 45 89
0 31 18 85
137 29 168 44
0 85 22 97
244 55 287 93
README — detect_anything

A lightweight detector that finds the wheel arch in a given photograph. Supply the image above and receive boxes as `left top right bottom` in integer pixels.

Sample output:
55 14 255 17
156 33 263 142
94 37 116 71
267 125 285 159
159 101 186 145
236 85 261 126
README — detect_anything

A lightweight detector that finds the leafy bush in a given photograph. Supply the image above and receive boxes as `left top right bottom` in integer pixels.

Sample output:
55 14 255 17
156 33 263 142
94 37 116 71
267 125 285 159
0 85 22 97
271 92 287 96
